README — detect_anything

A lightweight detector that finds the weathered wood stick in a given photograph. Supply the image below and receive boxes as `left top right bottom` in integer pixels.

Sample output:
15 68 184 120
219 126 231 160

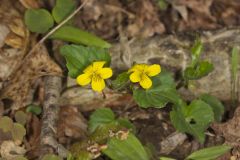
40 76 68 158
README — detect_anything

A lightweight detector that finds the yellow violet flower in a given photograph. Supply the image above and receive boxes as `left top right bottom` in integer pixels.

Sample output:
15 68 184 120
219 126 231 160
128 64 161 89
76 61 113 92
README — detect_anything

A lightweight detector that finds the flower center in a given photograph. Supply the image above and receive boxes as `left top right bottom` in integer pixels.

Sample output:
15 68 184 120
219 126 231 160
92 72 102 80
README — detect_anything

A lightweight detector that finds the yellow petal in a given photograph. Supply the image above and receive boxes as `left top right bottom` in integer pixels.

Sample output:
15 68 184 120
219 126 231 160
76 74 91 86
146 64 161 77
99 68 113 79
140 74 152 89
129 71 141 82
91 76 105 92
92 61 106 70
83 64 93 74
128 64 146 73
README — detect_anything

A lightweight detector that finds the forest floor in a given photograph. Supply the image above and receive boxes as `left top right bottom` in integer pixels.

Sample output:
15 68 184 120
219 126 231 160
0 0 240 160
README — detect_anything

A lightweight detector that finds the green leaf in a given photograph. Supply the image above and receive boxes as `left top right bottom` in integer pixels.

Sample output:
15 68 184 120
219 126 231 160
159 157 176 160
133 72 182 108
117 118 136 133
15 156 28 160
50 26 111 48
103 133 149 160
88 108 115 133
24 9 54 33
200 94 224 122
191 38 203 67
133 86 181 108
112 72 130 90
231 46 239 82
0 116 13 132
60 44 111 78
15 111 28 125
157 0 168 10
11 123 26 143
52 0 76 23
170 100 214 143
184 61 214 80
42 154 62 160
186 145 231 160
26 104 42 115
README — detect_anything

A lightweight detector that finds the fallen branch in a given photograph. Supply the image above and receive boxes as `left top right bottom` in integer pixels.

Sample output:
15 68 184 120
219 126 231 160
40 76 68 158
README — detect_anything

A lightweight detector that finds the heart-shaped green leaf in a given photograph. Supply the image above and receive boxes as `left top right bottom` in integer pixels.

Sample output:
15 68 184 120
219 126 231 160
51 26 111 48
24 9 54 33
200 94 224 122
60 44 111 78
170 100 214 143
52 0 76 23
88 108 115 133
133 71 182 108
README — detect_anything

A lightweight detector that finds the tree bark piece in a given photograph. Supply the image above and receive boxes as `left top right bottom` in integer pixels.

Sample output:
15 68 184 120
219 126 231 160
110 27 240 101
40 76 68 158
61 28 240 109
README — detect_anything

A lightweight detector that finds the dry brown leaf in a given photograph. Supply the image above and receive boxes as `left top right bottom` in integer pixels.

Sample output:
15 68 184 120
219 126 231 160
0 0 29 89
0 44 62 110
76 0 124 40
176 0 214 18
127 0 165 38
57 105 87 143
0 0 61 110
212 106 240 146
0 140 26 160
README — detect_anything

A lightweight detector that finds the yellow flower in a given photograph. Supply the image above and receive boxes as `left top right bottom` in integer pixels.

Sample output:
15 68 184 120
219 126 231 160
128 64 161 89
76 61 113 92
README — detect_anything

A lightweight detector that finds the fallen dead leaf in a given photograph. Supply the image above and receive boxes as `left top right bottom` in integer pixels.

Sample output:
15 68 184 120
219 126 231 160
57 105 87 144
0 140 26 160
0 44 62 110
127 0 165 38
0 0 29 91
212 106 240 146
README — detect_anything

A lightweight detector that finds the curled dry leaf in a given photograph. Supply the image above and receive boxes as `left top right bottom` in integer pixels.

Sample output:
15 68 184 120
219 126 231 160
0 0 29 89
0 44 62 110
0 140 26 160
